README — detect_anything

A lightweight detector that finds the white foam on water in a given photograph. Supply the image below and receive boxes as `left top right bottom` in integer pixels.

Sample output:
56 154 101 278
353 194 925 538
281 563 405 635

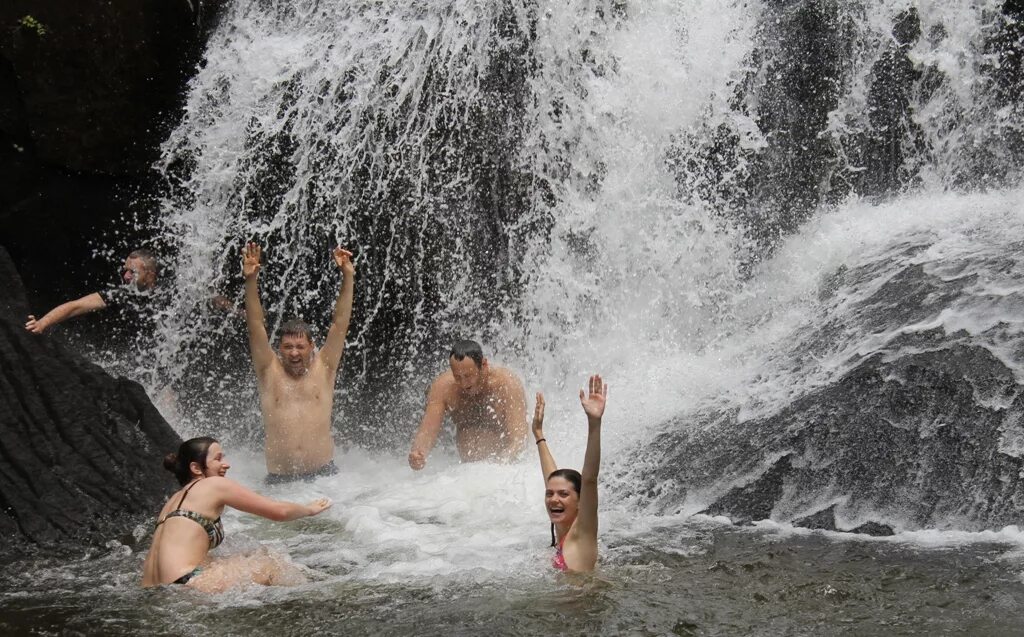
751 518 1024 551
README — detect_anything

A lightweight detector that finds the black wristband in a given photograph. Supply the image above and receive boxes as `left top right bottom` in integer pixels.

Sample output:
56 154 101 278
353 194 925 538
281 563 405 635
536 438 546 445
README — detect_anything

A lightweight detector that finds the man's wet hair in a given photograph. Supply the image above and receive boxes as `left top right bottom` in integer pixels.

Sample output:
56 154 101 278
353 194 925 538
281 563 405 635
128 248 160 277
450 339 484 367
279 319 314 344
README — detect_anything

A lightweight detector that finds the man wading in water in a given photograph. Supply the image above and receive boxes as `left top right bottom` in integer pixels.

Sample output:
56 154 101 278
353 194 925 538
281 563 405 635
408 340 528 470
242 242 355 483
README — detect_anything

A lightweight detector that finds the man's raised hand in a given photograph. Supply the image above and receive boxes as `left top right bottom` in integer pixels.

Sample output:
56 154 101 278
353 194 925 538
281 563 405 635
333 246 355 277
579 374 608 422
242 242 262 279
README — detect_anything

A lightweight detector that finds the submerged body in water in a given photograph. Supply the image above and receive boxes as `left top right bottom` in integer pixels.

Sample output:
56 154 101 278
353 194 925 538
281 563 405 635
142 438 331 592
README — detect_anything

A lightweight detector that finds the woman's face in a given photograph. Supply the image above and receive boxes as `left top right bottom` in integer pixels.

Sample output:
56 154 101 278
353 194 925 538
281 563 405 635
202 443 230 477
545 476 579 525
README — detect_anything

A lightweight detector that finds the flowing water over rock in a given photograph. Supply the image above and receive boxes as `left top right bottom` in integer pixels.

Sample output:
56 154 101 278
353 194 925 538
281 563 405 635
6 0 1024 633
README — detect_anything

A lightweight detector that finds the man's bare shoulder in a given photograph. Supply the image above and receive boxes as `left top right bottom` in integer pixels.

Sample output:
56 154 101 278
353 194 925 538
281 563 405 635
430 370 456 394
255 356 282 378
489 365 524 390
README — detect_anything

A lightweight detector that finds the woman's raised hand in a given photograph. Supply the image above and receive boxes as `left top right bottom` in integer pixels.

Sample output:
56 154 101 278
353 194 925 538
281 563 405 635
532 392 546 440
579 374 607 422
333 246 355 276
242 242 262 279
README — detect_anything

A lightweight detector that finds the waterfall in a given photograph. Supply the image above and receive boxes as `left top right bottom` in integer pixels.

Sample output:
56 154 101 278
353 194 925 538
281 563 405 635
151 0 1024 529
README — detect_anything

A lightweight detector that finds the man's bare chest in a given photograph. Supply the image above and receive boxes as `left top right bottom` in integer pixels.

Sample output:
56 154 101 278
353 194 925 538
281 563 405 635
449 394 503 427
262 368 332 405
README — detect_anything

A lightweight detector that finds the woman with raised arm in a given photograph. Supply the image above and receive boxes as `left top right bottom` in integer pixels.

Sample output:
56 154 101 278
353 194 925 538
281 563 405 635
532 374 607 573
142 437 331 592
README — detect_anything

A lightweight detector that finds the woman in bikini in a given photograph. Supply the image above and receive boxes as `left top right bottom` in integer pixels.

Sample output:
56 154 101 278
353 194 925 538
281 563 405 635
531 374 607 573
141 437 331 591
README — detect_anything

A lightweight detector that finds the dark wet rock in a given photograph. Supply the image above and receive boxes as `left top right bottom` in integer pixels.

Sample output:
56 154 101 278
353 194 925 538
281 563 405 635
616 245 1024 536
0 0 224 175
670 0 857 256
852 8 926 197
848 521 894 537
0 0 226 315
0 246 180 558
793 504 840 531
793 504 894 536
701 455 792 524
623 344 1024 535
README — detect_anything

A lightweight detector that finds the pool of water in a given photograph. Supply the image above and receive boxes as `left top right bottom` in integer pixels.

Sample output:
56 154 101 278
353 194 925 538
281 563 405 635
4 448 1024 636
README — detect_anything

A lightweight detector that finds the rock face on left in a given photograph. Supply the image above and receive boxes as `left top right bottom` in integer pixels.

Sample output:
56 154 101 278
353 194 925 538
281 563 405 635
0 246 180 557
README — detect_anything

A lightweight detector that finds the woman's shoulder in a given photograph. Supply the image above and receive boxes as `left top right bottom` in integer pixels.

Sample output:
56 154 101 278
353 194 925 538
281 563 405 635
187 476 236 499
199 476 236 490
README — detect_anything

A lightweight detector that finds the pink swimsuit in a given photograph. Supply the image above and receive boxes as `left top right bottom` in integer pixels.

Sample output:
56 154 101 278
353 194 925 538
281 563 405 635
552 536 568 572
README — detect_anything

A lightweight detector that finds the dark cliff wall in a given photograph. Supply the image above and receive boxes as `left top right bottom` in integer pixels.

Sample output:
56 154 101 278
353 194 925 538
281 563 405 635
0 0 223 310
0 246 181 559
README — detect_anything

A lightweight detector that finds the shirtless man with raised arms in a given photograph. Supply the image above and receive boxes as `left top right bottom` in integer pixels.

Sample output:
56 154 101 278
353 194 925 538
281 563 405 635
408 340 528 470
243 242 355 483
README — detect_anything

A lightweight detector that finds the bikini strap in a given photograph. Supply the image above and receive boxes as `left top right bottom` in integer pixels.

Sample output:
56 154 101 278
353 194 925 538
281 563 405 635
175 478 204 510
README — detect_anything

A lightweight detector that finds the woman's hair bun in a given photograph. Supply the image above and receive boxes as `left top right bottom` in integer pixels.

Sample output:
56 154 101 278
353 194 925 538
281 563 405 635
163 452 178 472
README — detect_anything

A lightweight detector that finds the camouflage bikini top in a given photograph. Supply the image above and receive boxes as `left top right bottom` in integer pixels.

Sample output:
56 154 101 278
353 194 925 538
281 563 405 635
155 479 225 548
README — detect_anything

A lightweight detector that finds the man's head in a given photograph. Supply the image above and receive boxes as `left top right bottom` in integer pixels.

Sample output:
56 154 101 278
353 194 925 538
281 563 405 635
278 319 315 376
449 339 488 395
123 249 159 290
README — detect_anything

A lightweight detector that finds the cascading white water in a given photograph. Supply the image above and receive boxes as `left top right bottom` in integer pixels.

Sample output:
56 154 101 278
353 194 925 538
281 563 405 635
141 0 1024 588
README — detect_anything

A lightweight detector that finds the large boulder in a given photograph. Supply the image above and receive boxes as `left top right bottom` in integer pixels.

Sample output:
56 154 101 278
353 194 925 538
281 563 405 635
614 243 1024 534
623 343 1024 533
0 245 180 557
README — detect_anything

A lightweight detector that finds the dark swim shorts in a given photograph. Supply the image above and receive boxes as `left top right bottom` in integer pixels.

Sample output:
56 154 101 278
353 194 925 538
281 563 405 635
265 460 339 485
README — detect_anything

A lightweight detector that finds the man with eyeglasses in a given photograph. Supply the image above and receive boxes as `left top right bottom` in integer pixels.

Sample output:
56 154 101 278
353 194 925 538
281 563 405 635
25 249 160 334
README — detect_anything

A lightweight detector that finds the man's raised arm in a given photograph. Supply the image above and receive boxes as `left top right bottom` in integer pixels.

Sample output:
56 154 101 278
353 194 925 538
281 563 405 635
319 246 355 371
242 242 275 376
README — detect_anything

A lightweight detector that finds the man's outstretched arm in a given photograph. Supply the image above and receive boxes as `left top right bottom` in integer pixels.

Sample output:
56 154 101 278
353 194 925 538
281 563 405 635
242 242 275 376
26 293 107 334
319 246 355 372
409 378 448 470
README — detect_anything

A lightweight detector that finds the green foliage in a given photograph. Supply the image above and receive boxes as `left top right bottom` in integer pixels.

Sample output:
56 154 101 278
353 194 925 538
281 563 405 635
18 15 47 37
